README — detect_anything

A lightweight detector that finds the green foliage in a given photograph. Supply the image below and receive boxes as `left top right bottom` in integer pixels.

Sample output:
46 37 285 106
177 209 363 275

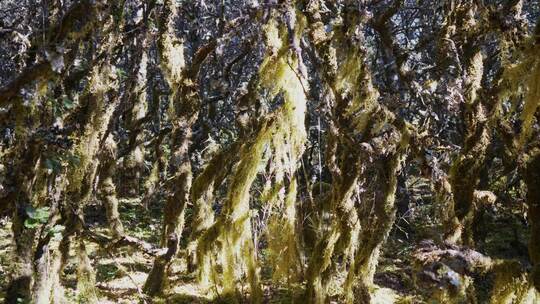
48 225 65 240
49 95 77 117
44 157 62 173
62 96 75 109
16 297 30 304
96 264 120 282
44 152 81 173
23 206 50 229
116 68 127 81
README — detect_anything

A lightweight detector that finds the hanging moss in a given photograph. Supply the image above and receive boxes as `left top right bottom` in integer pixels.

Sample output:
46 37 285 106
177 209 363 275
303 30 381 304
159 0 185 89
261 21 309 281
195 8 310 302
187 142 240 273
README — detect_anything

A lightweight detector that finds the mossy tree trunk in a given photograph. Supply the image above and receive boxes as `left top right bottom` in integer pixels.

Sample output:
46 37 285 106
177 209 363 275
302 4 377 303
5 138 42 303
4 1 113 301
65 61 121 302
119 35 150 198
98 135 124 239
434 0 527 248
525 151 540 291
144 0 216 295
347 124 411 301
187 142 240 273
445 49 490 245
194 6 308 301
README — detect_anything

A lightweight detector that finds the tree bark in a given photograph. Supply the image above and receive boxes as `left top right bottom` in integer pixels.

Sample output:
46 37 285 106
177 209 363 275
525 151 540 291
98 135 124 239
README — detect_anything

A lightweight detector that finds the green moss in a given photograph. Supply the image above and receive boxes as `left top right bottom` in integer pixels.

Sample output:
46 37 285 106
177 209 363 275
518 59 540 147
195 11 310 302
489 261 530 304
76 240 99 303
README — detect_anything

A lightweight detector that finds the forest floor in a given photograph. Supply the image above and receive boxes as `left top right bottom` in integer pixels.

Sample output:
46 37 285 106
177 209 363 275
0 196 529 303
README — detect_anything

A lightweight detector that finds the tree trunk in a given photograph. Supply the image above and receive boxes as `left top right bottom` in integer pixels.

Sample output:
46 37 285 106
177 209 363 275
525 151 540 291
98 135 124 239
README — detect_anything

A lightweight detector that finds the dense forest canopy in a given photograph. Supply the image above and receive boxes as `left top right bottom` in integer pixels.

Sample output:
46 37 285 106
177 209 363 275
1 0 540 303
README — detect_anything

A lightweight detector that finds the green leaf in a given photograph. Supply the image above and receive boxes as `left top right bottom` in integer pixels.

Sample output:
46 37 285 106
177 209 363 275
50 224 65 234
34 207 50 221
25 205 36 218
48 224 65 238
116 68 127 80
44 158 54 170
24 206 50 229
44 157 62 173
63 153 81 166
62 96 74 109
24 218 41 229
